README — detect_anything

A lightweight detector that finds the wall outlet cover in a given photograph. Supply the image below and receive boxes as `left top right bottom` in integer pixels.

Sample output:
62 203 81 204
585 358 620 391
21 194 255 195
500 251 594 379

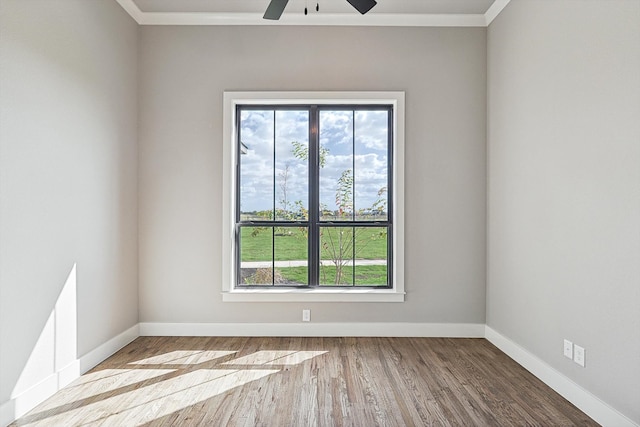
574 344 585 367
302 309 310 322
563 339 573 359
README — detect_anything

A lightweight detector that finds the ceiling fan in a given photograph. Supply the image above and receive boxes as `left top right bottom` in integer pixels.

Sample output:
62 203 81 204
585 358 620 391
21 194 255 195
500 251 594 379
264 0 377 20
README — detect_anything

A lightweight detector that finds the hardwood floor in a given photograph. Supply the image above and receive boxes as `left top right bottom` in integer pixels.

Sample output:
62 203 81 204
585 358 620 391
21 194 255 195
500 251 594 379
11 337 598 426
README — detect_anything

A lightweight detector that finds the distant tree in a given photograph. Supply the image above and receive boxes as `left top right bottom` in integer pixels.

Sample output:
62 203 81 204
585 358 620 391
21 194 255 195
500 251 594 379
291 140 328 168
319 168 386 285
277 163 292 218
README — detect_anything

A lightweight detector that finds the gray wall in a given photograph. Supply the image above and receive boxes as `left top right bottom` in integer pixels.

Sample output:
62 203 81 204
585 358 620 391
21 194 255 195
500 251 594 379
138 26 487 324
0 0 138 405
487 0 640 423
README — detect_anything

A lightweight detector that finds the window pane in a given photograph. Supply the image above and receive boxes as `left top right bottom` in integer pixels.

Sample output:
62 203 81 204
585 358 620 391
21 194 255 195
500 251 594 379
274 226 308 286
239 226 273 285
236 103 393 290
354 110 389 221
275 110 309 221
354 227 388 286
319 110 353 221
319 226 354 286
239 110 274 221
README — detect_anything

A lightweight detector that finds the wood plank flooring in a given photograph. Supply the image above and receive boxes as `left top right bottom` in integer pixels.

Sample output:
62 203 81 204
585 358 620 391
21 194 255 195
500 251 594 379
11 337 598 426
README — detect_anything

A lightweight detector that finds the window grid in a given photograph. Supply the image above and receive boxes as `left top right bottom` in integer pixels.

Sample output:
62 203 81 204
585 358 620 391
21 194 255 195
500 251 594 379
236 104 392 289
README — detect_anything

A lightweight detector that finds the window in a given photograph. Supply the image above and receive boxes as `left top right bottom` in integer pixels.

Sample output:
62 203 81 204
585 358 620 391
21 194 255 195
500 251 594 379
222 92 404 302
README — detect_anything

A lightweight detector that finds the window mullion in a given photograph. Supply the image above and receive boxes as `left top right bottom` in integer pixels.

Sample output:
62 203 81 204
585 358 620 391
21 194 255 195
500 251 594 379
235 105 242 285
352 110 356 286
272 110 276 286
308 106 319 287
387 107 393 288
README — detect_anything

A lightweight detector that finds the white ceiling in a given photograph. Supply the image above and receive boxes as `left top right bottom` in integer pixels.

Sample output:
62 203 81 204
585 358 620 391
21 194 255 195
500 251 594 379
117 0 511 26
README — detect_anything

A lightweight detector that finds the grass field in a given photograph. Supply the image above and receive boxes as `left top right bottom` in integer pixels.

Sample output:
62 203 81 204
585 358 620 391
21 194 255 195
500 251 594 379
240 226 388 286
281 265 387 286
239 226 387 261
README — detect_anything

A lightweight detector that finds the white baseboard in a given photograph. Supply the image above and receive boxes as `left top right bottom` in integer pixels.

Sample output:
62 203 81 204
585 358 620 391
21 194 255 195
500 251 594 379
0 373 57 427
0 400 14 427
138 322 486 338
79 324 139 374
57 360 80 390
0 324 139 427
485 326 638 427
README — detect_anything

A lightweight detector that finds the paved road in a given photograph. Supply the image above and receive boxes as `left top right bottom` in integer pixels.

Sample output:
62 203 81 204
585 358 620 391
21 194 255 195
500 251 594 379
241 259 386 268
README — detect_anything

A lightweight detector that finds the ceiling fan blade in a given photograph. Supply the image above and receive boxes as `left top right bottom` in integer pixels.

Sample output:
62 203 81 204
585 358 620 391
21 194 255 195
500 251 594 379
345 0 377 15
263 0 290 20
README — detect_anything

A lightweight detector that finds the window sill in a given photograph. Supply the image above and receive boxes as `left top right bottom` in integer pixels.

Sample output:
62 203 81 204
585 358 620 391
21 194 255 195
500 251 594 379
221 288 405 303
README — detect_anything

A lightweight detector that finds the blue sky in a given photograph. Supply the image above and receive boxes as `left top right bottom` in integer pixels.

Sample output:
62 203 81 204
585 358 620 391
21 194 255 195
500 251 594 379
239 108 388 216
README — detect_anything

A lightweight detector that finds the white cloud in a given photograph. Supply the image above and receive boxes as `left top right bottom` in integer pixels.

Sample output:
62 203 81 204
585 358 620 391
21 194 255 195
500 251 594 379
355 110 389 152
320 110 353 151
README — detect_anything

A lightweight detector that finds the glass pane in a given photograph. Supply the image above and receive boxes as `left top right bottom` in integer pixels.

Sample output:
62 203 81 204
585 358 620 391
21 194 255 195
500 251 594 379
354 227 388 286
319 110 353 221
239 226 273 286
354 110 389 221
239 110 274 221
275 110 309 221
274 226 308 286
319 226 354 286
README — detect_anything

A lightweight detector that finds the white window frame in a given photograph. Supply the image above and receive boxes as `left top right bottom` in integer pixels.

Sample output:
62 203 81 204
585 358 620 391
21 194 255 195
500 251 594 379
222 91 405 302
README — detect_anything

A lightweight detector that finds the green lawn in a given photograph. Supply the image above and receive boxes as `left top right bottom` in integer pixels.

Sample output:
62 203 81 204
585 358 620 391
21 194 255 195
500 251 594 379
318 265 388 286
240 226 387 262
240 226 388 286
240 227 307 261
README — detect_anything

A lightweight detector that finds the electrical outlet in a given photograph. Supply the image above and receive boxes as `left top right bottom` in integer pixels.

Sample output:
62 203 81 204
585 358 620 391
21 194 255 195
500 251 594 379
302 309 310 322
563 339 573 359
574 344 585 367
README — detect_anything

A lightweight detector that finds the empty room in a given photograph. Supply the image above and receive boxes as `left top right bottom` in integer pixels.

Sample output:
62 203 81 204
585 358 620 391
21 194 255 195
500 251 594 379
1 0 638 425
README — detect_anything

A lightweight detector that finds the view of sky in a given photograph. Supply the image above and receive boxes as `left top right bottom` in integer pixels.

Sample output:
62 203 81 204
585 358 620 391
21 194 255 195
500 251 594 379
239 108 389 218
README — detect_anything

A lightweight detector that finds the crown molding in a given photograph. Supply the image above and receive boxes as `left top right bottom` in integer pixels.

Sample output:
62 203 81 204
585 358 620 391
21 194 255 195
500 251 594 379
115 0 144 23
484 0 511 25
116 0 511 27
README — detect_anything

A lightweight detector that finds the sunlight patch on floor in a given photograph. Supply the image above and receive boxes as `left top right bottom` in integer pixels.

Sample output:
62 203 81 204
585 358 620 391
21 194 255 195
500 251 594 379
222 350 328 366
32 369 176 412
17 369 278 426
99 369 279 426
14 348 329 426
129 350 237 365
